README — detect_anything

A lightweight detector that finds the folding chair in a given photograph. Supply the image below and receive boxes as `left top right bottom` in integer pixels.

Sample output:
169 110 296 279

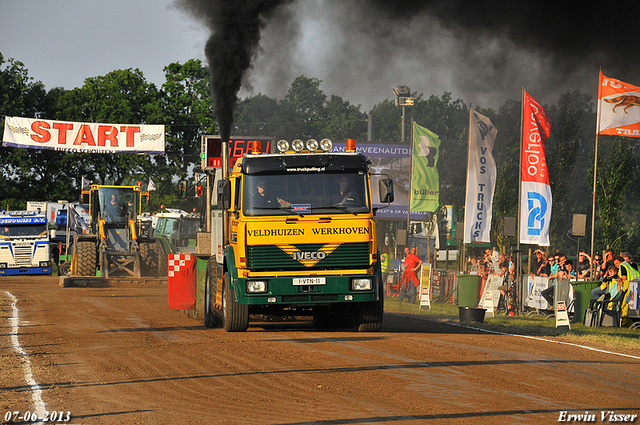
592 290 627 327
585 294 609 327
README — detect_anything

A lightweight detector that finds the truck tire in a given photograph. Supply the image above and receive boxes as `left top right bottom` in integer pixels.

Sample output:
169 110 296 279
76 241 97 277
355 299 383 332
355 264 384 332
222 272 249 332
140 240 167 277
204 263 220 328
158 244 168 277
58 262 71 276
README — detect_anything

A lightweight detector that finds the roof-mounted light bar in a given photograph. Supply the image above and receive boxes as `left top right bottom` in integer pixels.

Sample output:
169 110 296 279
275 138 335 154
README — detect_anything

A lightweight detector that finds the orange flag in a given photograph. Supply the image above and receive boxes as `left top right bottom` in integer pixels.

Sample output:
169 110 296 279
598 71 640 137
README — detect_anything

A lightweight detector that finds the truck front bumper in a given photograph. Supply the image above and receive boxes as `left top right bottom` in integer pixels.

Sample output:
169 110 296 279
235 274 379 306
0 267 52 276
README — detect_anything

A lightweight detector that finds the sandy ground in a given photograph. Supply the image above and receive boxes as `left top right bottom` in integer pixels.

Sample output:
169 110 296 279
1 276 639 425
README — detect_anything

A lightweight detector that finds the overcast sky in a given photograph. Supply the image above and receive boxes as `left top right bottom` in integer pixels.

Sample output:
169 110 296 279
2 1 639 112
0 1 208 94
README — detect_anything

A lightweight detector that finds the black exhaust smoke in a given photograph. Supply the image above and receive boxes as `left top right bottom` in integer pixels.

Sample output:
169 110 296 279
176 0 291 141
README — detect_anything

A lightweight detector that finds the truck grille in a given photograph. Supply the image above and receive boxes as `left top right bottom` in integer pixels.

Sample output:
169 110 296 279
247 242 369 271
14 245 33 264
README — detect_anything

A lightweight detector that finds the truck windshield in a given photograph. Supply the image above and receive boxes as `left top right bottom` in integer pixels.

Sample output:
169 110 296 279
243 172 370 216
97 188 137 224
0 223 48 239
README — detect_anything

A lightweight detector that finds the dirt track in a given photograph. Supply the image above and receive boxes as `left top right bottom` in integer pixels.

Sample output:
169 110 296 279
1 276 639 425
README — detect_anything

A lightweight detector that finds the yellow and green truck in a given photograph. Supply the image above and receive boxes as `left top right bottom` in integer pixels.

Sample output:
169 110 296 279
203 138 394 332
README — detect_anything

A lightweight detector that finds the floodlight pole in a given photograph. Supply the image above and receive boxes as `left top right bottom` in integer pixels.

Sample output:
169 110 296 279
401 105 406 143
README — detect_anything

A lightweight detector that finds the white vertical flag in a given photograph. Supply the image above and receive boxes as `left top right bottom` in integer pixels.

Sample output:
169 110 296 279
464 109 497 243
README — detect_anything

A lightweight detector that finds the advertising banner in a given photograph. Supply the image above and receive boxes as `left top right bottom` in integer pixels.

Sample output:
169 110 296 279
330 142 429 219
519 92 552 246
410 123 440 212
3 116 164 154
598 71 640 137
464 109 497 243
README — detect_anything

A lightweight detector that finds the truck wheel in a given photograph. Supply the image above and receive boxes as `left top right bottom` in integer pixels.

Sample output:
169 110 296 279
139 241 156 277
222 272 249 332
158 243 168 276
355 299 383 332
59 262 71 276
140 241 167 277
204 265 220 328
76 241 97 276
355 266 384 332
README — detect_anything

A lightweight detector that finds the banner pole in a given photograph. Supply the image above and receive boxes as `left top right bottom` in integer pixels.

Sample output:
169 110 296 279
407 120 414 247
463 105 472 246
590 69 603 276
517 87 525 312
463 104 472 269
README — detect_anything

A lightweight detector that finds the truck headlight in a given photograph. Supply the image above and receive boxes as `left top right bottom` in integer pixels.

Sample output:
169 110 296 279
40 261 51 267
0 263 7 269
247 280 267 293
291 139 304 152
351 278 372 291
277 139 289 152
320 138 332 151
306 139 318 151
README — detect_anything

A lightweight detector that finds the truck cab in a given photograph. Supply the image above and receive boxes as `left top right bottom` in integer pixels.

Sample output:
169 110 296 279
205 138 394 332
0 210 51 275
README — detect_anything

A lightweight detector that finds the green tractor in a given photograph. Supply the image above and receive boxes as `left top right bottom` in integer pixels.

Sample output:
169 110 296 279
69 184 164 278
152 208 201 256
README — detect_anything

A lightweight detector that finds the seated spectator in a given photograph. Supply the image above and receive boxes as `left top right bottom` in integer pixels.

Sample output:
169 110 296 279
592 254 604 280
621 252 638 271
592 265 618 300
531 249 545 276
469 256 479 273
537 253 551 277
556 253 568 279
599 249 615 279
614 255 640 326
576 251 591 280
540 256 560 307
564 261 576 280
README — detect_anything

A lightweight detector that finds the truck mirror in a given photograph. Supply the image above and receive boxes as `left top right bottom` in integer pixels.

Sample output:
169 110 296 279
217 179 231 210
378 178 394 204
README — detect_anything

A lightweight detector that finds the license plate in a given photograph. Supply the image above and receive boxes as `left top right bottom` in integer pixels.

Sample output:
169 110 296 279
293 277 326 286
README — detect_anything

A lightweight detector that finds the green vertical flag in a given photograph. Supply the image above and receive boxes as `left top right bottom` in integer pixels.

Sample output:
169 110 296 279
410 122 440 212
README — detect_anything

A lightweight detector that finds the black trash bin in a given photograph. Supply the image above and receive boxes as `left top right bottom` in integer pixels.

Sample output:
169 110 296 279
459 306 486 323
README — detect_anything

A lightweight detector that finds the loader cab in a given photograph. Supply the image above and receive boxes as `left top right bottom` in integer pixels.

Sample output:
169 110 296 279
90 186 139 229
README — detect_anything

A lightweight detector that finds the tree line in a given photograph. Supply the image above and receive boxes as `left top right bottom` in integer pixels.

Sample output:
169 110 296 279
1 52 639 259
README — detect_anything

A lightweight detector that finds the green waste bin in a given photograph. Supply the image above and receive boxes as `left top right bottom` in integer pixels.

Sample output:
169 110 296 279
457 274 482 307
573 281 601 325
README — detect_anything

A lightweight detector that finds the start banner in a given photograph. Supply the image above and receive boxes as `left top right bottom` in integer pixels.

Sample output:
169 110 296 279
3 116 165 154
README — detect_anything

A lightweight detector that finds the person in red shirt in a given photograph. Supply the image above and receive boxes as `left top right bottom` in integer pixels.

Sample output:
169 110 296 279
399 247 423 303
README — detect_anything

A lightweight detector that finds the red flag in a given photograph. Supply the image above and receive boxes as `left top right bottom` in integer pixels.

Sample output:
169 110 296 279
598 71 640 137
520 91 552 246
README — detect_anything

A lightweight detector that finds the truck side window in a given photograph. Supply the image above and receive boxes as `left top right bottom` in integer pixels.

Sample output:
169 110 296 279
234 177 242 212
